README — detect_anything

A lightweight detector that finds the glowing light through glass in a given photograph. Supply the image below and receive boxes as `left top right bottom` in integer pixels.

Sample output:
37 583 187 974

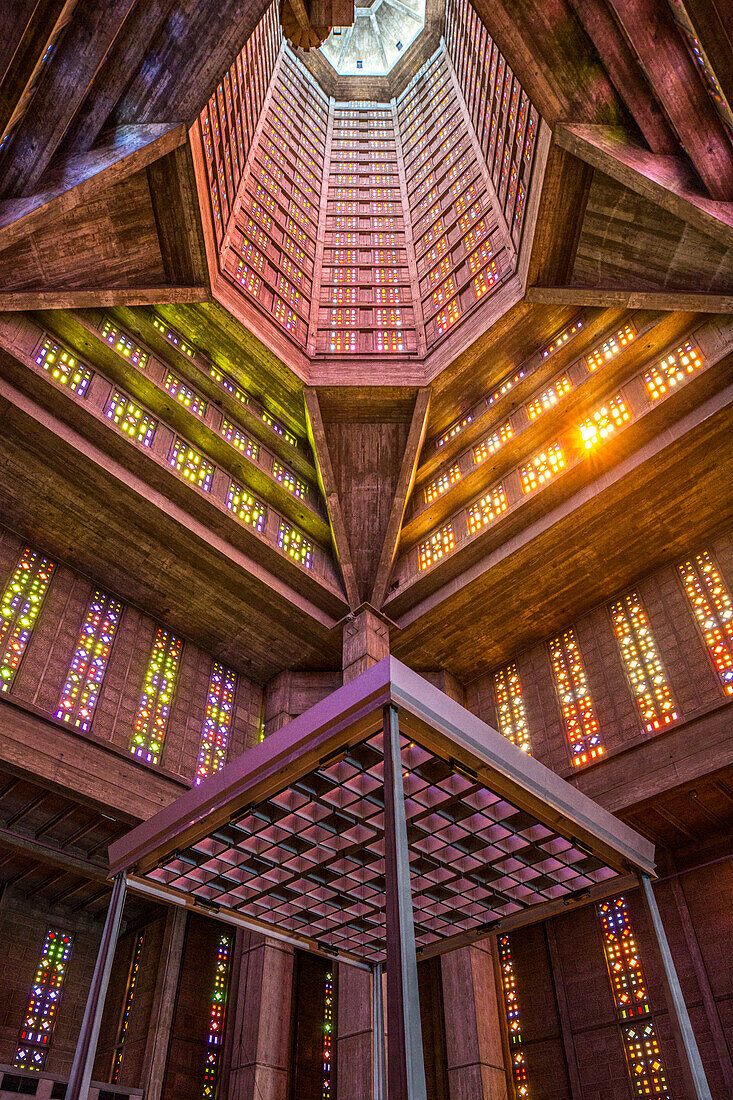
56 590 122 730
0 548 55 694
549 630 604 766
15 929 73 1070
130 628 182 765
202 934 232 1098
196 663 237 783
493 663 531 752
497 935 530 1098
610 594 677 732
678 551 733 695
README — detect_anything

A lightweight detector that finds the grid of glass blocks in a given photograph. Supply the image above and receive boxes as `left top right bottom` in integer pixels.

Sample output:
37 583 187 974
163 372 208 417
473 422 513 464
169 439 215 492
642 341 703 400
220 418 260 459
493 663 531 753
100 318 149 369
520 444 565 493
147 730 620 962
226 482 267 531
35 337 93 396
278 520 314 568
678 550 733 694
585 323 636 371
425 465 461 503
418 524 456 570
578 396 630 448
105 391 157 446
467 484 508 533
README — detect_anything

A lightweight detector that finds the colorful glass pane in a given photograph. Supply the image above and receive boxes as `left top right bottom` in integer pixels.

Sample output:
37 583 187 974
467 484 508 533
278 521 314 568
105 391 157 446
100 319 149 369
549 630 604 766
493 663 531 752
598 897 671 1100
112 932 144 1082
164 373 208 417
322 969 334 1099
56 590 122 729
169 439 214 492
15 929 73 1070
130 628 182 765
610 593 677 732
497 935 530 1099
202 934 232 1099
35 338 93 396
196 663 237 783
678 550 733 695
418 524 455 570
0 548 55 693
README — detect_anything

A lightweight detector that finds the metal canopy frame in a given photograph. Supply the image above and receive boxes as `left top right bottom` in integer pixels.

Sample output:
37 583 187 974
109 657 655 968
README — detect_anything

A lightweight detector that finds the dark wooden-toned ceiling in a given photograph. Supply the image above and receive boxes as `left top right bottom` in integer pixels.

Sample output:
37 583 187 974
0 0 730 690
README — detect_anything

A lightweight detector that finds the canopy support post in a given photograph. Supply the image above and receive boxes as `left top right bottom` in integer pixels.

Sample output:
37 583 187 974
372 961 386 1100
382 703 427 1100
640 874 712 1100
67 871 127 1100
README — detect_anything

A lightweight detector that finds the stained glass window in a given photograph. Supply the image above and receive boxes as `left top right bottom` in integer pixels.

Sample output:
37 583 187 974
493 663 531 752
586 323 636 370
425 464 461 503
169 439 214 492
520 444 566 493
541 319 584 360
56 590 122 729
0 548 55 693
261 412 298 447
35 337 93 396
112 932 144 1082
196 663 237 783
272 461 307 500
598 896 671 1100
549 630 604 766
202 934 232 1099
436 298 461 335
100 319 149 369
105 391 157 446
152 316 196 359
473 422 513 463
467 484 508 533
526 376 572 420
226 482 267 531
130 628 182 765
322 969 334 1100
164 373 208 418
418 524 455 571
278 521 314 568
642 341 703 400
579 396 630 448
678 550 733 694
497 935 530 1099
220 419 259 459
15 929 73 1070
610 593 677 732
437 414 472 448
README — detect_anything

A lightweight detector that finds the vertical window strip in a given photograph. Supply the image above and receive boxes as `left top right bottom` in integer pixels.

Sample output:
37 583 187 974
610 594 677 732
322 968 334 1100
497 934 530 1099
15 929 73 1070
549 630 604 766
0 548 55 693
202 934 232 1099
56 590 122 730
130 628 182 765
598 897 671 1100
493 663 531 752
112 932 144 1082
678 551 733 695
196 663 237 783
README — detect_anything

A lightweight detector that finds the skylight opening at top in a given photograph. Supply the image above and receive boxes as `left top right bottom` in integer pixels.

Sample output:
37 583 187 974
320 0 426 76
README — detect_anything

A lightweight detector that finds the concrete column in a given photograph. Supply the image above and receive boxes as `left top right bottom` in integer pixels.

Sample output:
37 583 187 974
67 873 127 1100
227 932 294 1100
441 941 508 1100
373 963 386 1100
342 606 390 683
382 703 427 1099
140 906 187 1100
